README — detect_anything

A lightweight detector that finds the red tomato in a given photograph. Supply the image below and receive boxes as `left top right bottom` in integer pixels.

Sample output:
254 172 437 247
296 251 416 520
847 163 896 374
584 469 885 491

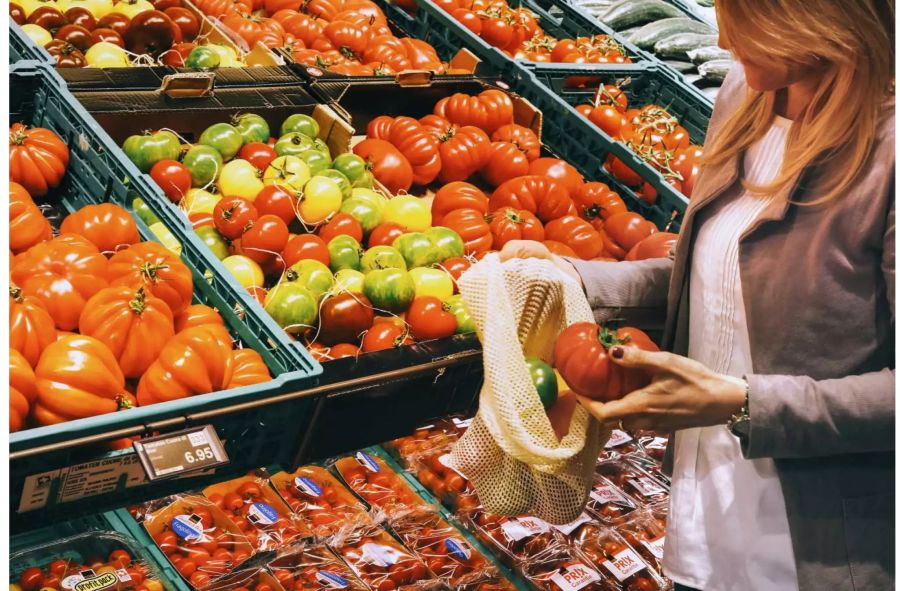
239 142 278 171
240 214 290 264
480 17 513 49
48 560 69 577
255 185 299 225
214 196 259 240
237 480 262 498
282 234 329 267
361 323 413 352
481 141 529 187
625 231 678 261
150 159 191 204
604 212 656 252
406 297 456 340
367 222 406 248
439 256 471 292
318 213 363 243
108 549 132 567
352 138 413 194
527 157 584 196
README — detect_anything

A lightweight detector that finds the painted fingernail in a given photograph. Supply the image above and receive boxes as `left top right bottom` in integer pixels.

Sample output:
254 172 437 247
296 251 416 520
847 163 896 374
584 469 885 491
611 347 624 359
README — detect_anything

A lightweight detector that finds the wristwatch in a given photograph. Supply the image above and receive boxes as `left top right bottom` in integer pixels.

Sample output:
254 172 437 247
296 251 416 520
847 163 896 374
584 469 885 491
727 379 751 439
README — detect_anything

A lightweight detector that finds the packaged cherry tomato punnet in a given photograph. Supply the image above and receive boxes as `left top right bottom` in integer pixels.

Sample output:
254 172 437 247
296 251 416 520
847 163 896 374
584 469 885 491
595 461 669 506
203 567 286 591
408 444 480 515
329 525 441 591
334 451 431 520
571 527 668 591
389 510 505 590
383 417 468 467
268 542 370 591
270 465 373 540
617 511 668 576
11 531 165 591
202 470 311 552
446 254 608 524
464 508 568 567
141 494 255 589
517 535 606 591
584 475 641 526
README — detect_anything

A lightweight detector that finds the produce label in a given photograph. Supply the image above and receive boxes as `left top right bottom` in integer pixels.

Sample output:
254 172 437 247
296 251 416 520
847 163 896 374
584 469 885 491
295 476 323 497
445 538 472 561
247 502 278 526
628 477 666 497
552 513 594 535
355 452 380 473
605 430 633 448
642 536 665 560
62 574 85 590
172 514 204 541
590 485 627 506
500 517 550 541
315 571 350 589
62 571 119 591
360 543 405 567
549 563 602 590
602 548 647 582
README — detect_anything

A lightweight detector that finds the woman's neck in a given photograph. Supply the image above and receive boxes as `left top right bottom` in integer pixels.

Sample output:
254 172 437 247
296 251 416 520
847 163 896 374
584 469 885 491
775 73 824 120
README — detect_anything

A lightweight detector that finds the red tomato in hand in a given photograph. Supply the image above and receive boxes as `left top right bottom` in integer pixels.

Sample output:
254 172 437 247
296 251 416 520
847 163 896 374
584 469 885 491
553 322 659 401
406 296 456 340
150 159 191 204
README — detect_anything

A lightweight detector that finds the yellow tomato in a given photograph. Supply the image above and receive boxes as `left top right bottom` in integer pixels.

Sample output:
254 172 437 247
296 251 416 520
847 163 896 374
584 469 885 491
113 0 153 18
382 195 431 232
181 188 220 215
85 41 129 67
409 267 454 300
264 156 310 192
21 0 57 17
206 44 241 67
20 24 52 46
333 269 365 294
58 0 113 16
351 187 387 213
222 255 264 288
149 222 182 255
219 159 263 201
143 581 163 591
298 176 342 224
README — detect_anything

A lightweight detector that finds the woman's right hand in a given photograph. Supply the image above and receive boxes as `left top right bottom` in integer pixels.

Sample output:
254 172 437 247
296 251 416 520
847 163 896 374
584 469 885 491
499 240 583 287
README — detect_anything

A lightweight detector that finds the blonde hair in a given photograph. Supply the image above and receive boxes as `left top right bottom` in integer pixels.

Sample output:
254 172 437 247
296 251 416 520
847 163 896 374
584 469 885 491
704 0 894 204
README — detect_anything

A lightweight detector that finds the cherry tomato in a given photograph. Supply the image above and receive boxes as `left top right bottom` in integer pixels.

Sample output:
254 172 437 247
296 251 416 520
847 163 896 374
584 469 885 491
236 481 262 499
19 567 43 591
48 560 69 577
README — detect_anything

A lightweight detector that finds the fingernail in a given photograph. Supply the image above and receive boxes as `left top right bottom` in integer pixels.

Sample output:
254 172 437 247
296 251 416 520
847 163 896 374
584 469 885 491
611 347 624 359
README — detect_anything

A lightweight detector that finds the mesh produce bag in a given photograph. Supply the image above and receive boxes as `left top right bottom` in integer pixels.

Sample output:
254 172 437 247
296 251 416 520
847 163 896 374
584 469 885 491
447 253 608 524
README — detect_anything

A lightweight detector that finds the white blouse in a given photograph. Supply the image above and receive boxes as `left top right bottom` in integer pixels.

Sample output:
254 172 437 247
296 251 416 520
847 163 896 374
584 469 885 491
663 116 799 591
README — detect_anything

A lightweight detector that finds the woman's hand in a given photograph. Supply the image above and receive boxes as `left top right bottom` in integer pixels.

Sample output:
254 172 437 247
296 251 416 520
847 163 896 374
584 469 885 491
499 240 583 287
576 346 748 432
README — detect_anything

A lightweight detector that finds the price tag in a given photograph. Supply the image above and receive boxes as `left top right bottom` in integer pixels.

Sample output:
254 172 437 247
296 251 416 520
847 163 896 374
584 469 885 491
500 516 549 541
605 430 633 449
552 513 594 535
602 548 647 582
549 563 602 591
133 425 228 480
628 477 667 498
641 536 665 560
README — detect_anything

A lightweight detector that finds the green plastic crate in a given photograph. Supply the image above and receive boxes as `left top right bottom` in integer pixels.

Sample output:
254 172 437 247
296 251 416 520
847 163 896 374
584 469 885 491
10 22 53 65
10 63 322 530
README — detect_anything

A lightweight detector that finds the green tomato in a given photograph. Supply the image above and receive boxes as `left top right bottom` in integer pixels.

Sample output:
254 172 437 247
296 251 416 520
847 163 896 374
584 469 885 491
444 295 476 334
122 130 181 173
131 197 160 227
207 44 241 67
312 138 331 156
195 226 230 260
199 122 243 161
280 114 319 139
383 195 432 232
182 188 220 215
392 232 439 269
219 159 264 201
185 46 220 71
327 235 362 272
264 156 311 192
274 132 316 158
222 255 264 288
425 226 464 262
333 269 365 294
339 197 382 235
299 176 342 224
264 282 318 333
525 357 558 409
332 153 368 185
360 245 407 273
353 171 375 189
183 145 223 188
363 268 415 313
285 259 335 301
297 149 332 176
409 267 454 301
316 169 352 201
233 113 270 145
351 188 388 213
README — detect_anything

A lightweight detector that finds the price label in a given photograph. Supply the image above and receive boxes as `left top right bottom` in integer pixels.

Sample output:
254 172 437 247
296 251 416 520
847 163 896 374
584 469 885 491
133 425 228 480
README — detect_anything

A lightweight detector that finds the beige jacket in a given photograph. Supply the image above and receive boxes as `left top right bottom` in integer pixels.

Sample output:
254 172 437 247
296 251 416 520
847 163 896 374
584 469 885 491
570 63 895 590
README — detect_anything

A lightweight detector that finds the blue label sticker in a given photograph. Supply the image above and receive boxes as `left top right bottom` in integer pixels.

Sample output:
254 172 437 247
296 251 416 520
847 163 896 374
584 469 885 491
171 514 204 541
355 451 380 473
445 538 471 561
247 502 278 526
315 571 349 589
294 476 323 497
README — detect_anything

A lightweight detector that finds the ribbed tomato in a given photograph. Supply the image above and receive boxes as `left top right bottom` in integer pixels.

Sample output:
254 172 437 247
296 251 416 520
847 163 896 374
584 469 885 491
528 157 584 196
9 123 69 197
481 141 530 187
79 286 176 378
553 322 659 401
433 89 514 134
107 242 194 316
33 335 131 426
430 181 488 225
604 212 657 252
362 34 413 71
489 176 573 223
420 120 490 184
9 182 52 255
626 231 678 261
10 348 37 432
352 138 414 194
488 207 544 250
227 348 271 389
398 37 442 70
272 10 323 46
175 304 225 333
440 208 492 255
491 123 540 161
136 325 235 405
10 285 57 368
574 182 627 221
59 204 141 255
11 234 109 331
543 240 577 257
544 215 604 259
367 116 441 186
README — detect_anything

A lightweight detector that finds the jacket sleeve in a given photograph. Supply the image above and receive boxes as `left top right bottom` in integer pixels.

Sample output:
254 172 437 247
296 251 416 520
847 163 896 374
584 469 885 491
742 200 895 459
567 256 673 324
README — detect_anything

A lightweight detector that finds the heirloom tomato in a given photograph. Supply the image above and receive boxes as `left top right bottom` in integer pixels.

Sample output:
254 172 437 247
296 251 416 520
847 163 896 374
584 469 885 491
122 129 180 173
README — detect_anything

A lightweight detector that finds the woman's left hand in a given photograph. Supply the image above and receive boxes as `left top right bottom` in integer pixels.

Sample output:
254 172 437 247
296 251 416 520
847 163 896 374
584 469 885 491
576 346 748 432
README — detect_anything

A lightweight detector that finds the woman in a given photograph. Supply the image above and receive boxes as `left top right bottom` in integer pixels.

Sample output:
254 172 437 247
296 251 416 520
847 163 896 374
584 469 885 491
502 0 895 589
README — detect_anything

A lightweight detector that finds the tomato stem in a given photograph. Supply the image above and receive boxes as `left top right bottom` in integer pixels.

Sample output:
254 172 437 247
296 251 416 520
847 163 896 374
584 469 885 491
129 287 148 315
10 285 24 303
